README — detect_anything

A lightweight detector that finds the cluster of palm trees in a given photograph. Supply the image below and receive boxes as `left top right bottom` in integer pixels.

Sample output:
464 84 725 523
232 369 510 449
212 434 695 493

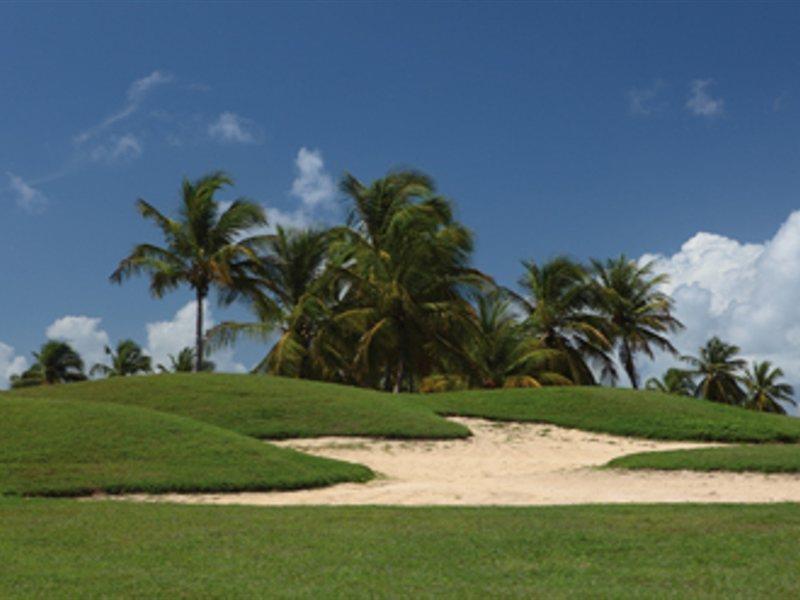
646 336 796 415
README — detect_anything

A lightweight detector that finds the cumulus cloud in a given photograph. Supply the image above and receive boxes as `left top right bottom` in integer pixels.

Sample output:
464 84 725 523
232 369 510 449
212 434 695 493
145 301 246 373
640 210 800 389
291 147 336 208
0 342 27 389
208 112 259 144
6 172 47 213
89 134 143 163
46 315 111 370
628 80 665 116
75 70 173 144
686 79 724 117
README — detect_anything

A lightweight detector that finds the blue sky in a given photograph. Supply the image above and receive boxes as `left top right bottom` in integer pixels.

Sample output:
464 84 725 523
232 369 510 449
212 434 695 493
2 2 800 385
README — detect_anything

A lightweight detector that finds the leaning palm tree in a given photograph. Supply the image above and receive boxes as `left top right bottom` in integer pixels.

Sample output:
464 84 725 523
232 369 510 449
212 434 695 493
592 256 683 388
157 347 215 373
742 361 796 415
10 341 87 388
512 257 614 385
90 339 152 377
645 367 694 396
681 337 746 405
111 172 267 371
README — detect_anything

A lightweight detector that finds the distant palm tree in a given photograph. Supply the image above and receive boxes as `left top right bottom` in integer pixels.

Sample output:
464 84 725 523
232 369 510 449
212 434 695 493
10 341 87 388
682 337 746 405
90 339 152 378
592 256 683 389
157 347 215 373
645 368 694 396
111 172 267 372
742 361 796 415
512 257 614 385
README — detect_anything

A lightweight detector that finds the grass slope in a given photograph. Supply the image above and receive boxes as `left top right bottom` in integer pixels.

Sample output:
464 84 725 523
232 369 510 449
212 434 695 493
7 374 468 439
4 500 800 598
0 397 371 497
416 386 800 443
609 444 800 473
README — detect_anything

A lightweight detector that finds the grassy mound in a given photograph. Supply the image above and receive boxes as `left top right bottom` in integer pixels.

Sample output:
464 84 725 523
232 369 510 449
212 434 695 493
4 500 800 597
416 386 800 443
608 444 800 473
0 397 371 497
6 374 468 440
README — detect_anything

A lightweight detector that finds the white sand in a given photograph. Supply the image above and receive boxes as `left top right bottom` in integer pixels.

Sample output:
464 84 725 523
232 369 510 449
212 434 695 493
124 417 800 506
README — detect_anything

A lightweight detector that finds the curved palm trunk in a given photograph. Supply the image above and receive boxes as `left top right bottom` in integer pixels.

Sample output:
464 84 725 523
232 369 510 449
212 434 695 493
195 289 205 373
621 339 639 389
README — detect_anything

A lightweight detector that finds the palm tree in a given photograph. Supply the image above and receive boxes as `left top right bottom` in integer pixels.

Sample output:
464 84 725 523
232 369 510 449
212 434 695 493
207 226 335 378
592 256 683 388
742 361 796 414
10 341 87 388
512 257 614 385
90 339 152 378
332 170 486 392
157 347 215 373
645 368 694 396
681 337 746 405
111 172 267 371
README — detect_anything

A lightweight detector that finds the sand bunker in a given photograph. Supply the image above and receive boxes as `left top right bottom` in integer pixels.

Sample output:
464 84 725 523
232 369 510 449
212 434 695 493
126 418 800 506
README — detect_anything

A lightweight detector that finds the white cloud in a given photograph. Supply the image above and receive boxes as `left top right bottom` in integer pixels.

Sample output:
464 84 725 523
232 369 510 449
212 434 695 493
208 112 259 144
686 79 724 117
6 172 47 213
0 341 27 389
640 210 800 390
75 70 173 144
89 134 143 163
291 147 336 209
628 80 665 116
46 315 110 370
145 301 246 373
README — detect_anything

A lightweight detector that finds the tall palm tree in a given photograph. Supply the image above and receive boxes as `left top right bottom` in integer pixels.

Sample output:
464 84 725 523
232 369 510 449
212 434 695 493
10 341 87 388
742 361 796 415
512 257 614 385
157 347 215 373
681 337 746 405
592 256 683 388
207 226 335 379
645 367 694 396
111 172 267 371
90 339 152 378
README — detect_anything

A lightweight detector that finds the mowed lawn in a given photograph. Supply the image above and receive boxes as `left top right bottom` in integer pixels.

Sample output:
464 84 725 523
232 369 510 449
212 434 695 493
0 397 371 496
3 500 800 598
6 374 469 440
416 386 800 443
609 444 800 473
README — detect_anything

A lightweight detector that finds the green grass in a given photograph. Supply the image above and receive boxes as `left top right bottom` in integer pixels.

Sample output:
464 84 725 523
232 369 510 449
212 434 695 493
608 444 800 473
3 500 800 598
6 373 468 439
0 397 371 497
416 386 800 443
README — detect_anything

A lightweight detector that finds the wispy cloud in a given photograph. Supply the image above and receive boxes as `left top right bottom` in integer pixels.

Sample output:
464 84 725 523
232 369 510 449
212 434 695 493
89 134 143 163
773 92 789 112
628 80 666 116
291 147 336 209
6 172 47 213
74 70 173 144
686 79 724 117
208 112 260 144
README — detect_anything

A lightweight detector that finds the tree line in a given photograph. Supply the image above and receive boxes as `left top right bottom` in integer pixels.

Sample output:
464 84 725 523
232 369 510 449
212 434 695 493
8 170 796 414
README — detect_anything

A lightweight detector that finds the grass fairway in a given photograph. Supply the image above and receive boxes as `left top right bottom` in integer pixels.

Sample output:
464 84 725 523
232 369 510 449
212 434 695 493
0 397 371 496
609 444 800 473
417 386 800 443
3 500 800 598
6 373 468 440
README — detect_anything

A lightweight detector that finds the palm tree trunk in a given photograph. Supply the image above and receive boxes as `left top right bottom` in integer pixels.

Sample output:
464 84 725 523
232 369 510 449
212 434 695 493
392 358 404 394
195 289 205 373
622 339 639 389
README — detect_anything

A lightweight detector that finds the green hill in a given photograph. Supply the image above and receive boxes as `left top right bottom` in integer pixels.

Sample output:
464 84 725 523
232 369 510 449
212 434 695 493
7 374 469 439
416 386 800 443
608 444 800 473
0 397 371 497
